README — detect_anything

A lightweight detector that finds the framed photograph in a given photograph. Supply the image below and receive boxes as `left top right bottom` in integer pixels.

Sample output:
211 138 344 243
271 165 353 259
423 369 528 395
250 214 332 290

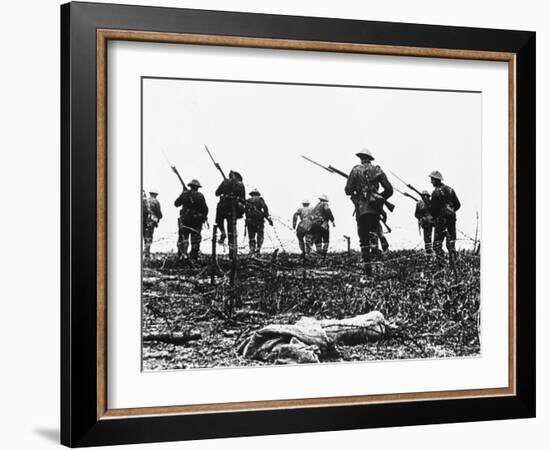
61 1 535 447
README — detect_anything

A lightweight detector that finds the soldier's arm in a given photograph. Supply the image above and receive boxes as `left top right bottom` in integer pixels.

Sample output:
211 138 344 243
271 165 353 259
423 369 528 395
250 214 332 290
451 188 461 211
214 180 226 197
292 211 299 228
344 168 358 196
379 171 394 199
414 202 422 219
326 206 335 223
199 193 209 215
261 199 269 216
156 202 163 220
174 192 184 207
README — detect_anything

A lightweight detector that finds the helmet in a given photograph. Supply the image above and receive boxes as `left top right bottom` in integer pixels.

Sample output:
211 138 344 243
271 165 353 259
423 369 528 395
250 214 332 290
421 190 430 196
429 170 443 181
356 148 374 160
302 199 310 205
250 188 261 196
229 170 243 181
188 179 202 188
318 194 329 202
148 188 159 194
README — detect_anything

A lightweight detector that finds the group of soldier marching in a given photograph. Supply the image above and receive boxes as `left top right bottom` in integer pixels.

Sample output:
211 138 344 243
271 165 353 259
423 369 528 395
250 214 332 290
142 147 461 276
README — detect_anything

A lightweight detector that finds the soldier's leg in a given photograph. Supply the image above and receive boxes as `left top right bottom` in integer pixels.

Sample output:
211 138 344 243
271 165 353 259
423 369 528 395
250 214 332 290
321 228 329 256
446 219 457 263
190 232 201 259
423 224 433 254
357 214 370 262
247 223 256 254
182 228 191 257
227 217 238 254
143 227 153 258
296 229 305 254
304 233 312 254
380 233 389 252
216 206 226 243
257 222 264 252
367 215 380 265
433 219 446 263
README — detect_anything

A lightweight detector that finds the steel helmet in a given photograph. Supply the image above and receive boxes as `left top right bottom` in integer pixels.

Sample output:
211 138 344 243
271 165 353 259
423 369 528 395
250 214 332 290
250 188 261 196
319 194 329 202
302 199 310 205
229 170 243 181
148 187 159 194
356 148 374 160
421 190 430 196
188 179 202 188
429 170 443 181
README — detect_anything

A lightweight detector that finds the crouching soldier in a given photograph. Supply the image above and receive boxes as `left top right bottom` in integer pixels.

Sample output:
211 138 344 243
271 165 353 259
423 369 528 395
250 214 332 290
143 188 162 258
292 199 313 256
245 188 272 254
215 170 246 251
174 179 208 260
415 190 435 254
309 195 335 256
429 170 461 264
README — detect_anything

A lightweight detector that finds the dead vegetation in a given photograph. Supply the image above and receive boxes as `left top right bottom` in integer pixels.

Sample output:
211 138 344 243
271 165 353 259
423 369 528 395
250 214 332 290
142 250 480 370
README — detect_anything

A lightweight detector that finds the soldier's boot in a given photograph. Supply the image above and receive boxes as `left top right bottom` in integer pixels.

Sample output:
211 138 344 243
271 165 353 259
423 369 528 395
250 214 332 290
249 240 256 254
298 240 305 255
364 263 373 277
425 242 433 255
218 232 226 244
257 235 264 254
322 242 329 257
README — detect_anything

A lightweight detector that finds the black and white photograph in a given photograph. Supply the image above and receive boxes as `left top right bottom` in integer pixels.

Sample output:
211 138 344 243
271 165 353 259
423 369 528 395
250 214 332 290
141 77 481 370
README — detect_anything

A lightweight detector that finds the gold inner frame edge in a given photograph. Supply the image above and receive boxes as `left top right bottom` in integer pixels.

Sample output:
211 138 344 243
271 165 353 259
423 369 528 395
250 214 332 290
95 29 517 420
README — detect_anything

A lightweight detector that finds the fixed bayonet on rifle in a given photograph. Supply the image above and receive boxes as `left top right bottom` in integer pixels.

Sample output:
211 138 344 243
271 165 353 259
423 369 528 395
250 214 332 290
161 148 188 190
390 170 424 197
204 144 227 179
301 154 395 213
394 186 419 202
171 166 188 190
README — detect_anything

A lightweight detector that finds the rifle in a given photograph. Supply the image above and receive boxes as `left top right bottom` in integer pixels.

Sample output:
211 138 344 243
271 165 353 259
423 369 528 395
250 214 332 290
301 155 395 213
390 171 424 198
204 144 227 179
394 186 419 202
161 148 188 190
171 166 188 190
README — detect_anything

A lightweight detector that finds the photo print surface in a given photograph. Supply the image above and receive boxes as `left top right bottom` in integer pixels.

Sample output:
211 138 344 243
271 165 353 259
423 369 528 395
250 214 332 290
141 77 481 371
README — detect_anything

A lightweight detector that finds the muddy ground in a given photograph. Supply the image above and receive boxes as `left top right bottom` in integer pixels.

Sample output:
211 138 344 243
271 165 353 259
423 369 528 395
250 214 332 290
142 250 480 371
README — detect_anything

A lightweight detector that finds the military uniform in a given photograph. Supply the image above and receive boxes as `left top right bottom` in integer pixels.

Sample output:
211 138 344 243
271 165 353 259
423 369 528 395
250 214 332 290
143 193 162 258
245 192 270 254
429 174 461 262
292 204 313 255
309 197 334 255
345 149 393 273
415 196 434 254
215 173 246 250
174 182 208 259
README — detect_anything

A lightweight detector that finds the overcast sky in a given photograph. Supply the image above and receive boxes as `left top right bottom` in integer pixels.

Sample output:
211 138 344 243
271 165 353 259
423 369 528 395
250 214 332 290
143 77 481 254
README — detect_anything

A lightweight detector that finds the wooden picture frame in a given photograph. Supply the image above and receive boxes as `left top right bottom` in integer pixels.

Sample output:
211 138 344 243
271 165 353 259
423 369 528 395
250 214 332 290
61 1 535 447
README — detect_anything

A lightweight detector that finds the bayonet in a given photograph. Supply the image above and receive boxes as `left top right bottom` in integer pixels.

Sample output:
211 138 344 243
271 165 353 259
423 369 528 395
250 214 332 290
204 144 227 180
389 170 424 197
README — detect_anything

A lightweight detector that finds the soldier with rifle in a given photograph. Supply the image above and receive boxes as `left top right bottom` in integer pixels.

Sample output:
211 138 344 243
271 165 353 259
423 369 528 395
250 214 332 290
344 149 393 276
245 188 272 254
292 199 313 256
214 170 246 248
143 188 163 259
309 195 335 257
429 170 461 264
415 190 435 254
174 179 209 260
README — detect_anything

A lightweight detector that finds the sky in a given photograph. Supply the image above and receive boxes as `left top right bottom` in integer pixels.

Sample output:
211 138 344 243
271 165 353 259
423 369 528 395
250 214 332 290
142 77 481 254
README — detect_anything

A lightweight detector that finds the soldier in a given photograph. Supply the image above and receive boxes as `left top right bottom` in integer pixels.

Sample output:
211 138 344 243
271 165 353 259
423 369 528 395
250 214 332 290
174 179 209 260
215 170 246 251
415 190 435 254
429 170 461 263
345 149 393 276
143 188 163 258
309 195 335 256
245 188 272 254
292 199 313 256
